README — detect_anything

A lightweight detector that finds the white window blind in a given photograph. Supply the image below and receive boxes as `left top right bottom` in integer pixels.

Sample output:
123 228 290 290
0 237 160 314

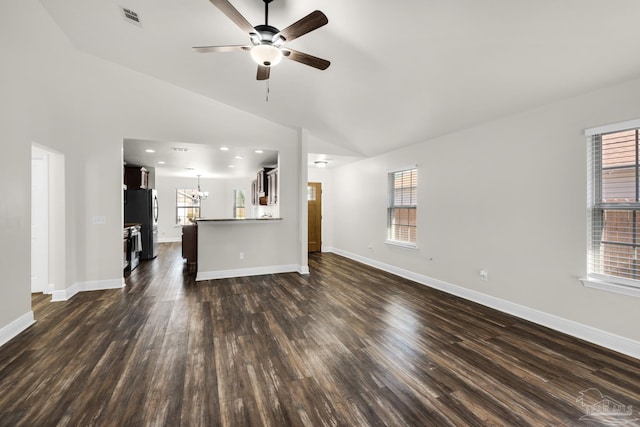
588 125 640 288
387 168 417 245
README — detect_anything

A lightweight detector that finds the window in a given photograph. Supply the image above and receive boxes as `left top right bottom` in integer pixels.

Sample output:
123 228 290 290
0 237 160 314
387 168 417 246
587 120 640 290
176 188 200 225
234 190 246 219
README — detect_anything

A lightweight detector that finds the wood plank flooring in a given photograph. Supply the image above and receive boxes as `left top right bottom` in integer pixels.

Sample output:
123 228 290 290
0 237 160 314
1 243 640 426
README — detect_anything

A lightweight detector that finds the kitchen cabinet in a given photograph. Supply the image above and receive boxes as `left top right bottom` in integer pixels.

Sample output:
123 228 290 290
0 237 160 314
267 168 278 205
256 167 273 205
124 166 149 189
182 224 198 269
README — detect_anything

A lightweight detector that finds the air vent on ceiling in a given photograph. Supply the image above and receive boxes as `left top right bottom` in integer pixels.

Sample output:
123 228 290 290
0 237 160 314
172 147 189 152
121 7 142 27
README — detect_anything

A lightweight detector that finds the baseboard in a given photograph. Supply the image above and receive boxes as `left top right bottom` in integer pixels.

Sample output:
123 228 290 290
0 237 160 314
159 237 181 243
299 265 310 275
196 264 302 281
51 278 125 302
330 248 640 360
0 311 35 347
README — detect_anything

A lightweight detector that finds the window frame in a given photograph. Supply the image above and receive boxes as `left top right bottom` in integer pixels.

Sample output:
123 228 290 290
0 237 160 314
584 119 640 297
386 167 418 248
176 188 201 225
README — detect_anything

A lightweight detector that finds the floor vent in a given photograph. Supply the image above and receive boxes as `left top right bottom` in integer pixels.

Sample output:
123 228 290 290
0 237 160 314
121 7 142 27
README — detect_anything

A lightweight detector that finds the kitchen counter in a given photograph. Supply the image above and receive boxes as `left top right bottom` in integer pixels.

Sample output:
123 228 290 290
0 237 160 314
196 218 282 223
195 217 290 281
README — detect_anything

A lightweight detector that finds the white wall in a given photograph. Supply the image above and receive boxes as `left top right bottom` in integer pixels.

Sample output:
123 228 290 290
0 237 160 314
329 76 640 353
0 0 302 340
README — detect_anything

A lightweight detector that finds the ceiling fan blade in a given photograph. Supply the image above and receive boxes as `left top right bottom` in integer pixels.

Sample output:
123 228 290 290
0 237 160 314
209 0 255 34
192 45 251 53
257 65 270 80
282 49 330 70
275 10 328 43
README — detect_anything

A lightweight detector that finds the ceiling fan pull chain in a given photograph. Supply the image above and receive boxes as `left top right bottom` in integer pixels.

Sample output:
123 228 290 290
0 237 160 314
266 80 270 102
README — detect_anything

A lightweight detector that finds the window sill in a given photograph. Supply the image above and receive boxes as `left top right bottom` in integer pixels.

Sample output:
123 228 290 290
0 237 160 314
580 277 640 298
385 240 417 250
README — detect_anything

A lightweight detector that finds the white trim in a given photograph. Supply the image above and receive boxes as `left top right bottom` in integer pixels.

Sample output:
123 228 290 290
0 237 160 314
580 277 640 298
585 118 640 136
385 240 418 250
0 311 35 347
299 265 310 275
330 247 640 360
51 278 125 301
196 264 302 281
159 237 181 243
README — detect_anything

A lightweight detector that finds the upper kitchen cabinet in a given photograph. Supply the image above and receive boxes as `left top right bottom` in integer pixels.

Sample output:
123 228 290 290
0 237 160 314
254 167 278 206
267 168 278 205
124 166 149 190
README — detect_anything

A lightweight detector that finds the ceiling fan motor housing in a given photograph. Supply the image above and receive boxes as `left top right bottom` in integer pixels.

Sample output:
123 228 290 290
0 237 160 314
252 24 283 46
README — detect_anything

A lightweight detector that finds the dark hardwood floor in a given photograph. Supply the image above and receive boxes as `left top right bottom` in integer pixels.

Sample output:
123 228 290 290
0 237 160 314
1 243 639 426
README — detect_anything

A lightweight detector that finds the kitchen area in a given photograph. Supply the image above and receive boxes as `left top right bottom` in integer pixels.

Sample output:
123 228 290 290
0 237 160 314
122 139 281 278
123 165 159 275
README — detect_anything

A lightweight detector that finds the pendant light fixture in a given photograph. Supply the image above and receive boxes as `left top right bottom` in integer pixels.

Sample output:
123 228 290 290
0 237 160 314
192 174 208 201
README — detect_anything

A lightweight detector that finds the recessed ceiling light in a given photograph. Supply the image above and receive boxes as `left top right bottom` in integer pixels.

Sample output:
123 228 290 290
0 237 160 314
235 156 244 159
220 146 230 151
228 165 235 168
158 161 166 165
145 149 155 153
255 149 264 154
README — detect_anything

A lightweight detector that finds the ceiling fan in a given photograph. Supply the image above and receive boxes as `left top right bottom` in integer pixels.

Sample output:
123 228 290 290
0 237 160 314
193 0 330 80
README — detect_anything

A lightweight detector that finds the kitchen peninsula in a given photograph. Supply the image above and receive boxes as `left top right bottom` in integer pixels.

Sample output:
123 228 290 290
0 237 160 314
194 217 300 281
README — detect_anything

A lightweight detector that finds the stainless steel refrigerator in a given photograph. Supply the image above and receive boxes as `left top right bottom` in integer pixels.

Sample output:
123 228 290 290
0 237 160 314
124 189 159 260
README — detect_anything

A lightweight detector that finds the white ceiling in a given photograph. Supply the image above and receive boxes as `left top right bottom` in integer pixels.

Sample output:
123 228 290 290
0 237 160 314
123 138 278 178
41 0 640 160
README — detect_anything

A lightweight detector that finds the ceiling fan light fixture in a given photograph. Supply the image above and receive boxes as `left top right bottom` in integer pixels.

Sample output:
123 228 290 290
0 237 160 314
249 32 262 44
273 35 286 47
251 44 283 67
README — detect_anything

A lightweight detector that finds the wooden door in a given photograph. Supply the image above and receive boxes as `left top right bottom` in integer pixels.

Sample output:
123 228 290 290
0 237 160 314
308 182 322 252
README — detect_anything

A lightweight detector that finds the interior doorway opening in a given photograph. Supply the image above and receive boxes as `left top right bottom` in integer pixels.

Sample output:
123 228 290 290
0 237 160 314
31 144 65 300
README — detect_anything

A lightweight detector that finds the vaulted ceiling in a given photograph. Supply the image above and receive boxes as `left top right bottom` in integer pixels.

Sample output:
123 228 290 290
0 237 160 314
40 0 640 158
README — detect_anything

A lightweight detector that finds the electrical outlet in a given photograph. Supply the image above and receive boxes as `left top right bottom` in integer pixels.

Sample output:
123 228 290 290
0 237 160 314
239 252 245 260
480 269 489 281
92 215 106 225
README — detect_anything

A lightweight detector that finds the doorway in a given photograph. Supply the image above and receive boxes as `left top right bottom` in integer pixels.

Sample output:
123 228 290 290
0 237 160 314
31 147 49 293
31 144 65 299
308 182 322 252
